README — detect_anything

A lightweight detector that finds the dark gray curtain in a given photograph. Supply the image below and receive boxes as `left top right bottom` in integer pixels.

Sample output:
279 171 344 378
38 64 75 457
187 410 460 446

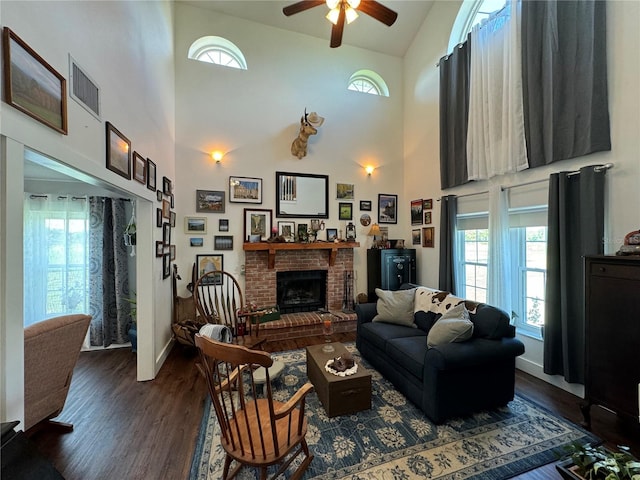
543 166 606 383
89 197 132 347
439 36 471 189
438 195 458 294
522 0 610 168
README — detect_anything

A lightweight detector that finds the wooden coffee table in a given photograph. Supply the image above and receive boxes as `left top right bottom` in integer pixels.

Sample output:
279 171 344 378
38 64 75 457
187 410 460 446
305 342 371 417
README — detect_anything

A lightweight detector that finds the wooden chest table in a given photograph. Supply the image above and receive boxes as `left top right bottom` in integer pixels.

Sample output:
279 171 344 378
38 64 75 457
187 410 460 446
305 343 371 417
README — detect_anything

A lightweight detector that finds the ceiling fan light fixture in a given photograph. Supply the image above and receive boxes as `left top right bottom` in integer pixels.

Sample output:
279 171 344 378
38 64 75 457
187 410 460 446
326 7 340 25
345 6 359 23
347 0 361 8
326 0 340 9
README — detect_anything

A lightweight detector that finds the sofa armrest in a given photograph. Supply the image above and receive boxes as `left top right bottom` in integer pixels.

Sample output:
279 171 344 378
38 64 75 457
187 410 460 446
355 303 377 326
424 337 525 371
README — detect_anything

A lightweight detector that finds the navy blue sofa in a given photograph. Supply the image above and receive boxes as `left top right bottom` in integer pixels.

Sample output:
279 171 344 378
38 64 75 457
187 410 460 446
356 285 525 424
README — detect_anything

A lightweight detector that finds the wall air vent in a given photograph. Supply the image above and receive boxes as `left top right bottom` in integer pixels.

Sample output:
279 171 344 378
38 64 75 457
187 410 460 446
69 54 101 120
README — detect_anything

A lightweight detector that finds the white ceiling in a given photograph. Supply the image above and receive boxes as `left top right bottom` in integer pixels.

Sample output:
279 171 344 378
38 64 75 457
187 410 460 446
178 0 435 57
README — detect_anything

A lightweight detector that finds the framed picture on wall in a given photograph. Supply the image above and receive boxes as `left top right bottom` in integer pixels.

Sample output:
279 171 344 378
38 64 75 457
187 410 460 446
412 229 421 245
163 253 171 279
423 198 433 210
243 208 272 242
214 235 233 250
163 222 171 246
422 227 434 248
336 183 354 200
360 200 372 211
219 219 229 232
190 237 203 247
327 228 338 241
106 122 131 180
2 27 68 134
424 211 432 225
133 152 146 184
229 176 262 204
185 216 207 234
196 254 224 285
196 190 225 213
156 208 163 227
278 221 295 242
378 194 397 224
338 202 353 220
146 158 156 191
411 199 423 225
155 241 164 257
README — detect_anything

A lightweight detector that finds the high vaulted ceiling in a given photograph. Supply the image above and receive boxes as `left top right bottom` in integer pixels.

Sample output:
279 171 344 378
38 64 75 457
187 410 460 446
178 0 435 57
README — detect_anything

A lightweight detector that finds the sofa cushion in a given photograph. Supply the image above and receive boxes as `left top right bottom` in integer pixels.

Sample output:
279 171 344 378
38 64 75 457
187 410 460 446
427 303 474 347
414 310 438 333
373 288 416 327
359 322 425 351
386 336 428 380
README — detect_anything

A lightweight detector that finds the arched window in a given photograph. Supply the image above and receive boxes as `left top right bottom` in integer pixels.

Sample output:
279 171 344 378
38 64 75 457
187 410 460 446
187 36 247 70
347 70 389 97
448 0 506 51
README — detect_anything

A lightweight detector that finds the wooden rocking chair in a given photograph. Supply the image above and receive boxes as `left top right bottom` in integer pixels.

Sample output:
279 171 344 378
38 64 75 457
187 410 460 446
195 335 314 480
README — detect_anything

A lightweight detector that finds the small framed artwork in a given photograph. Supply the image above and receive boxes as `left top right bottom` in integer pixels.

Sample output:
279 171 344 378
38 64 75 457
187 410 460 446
2 27 67 134
163 253 171 279
190 237 204 247
229 176 262 204
339 202 353 221
278 221 295 242
156 208 163 227
243 208 272 242
412 229 421 245
133 152 146 184
336 183 354 200
156 190 163 202
360 200 372 211
162 199 170 219
196 254 224 285
196 190 225 213
422 227 435 248
327 228 338 241
146 158 156 191
170 211 176 228
219 219 229 232
214 235 234 250
163 222 171 246
297 224 308 242
170 193 174 209
155 240 164 257
162 176 172 195
170 245 176 261
185 216 207 234
105 122 131 180
424 211 432 225
423 198 433 210
411 199 423 225
378 194 398 224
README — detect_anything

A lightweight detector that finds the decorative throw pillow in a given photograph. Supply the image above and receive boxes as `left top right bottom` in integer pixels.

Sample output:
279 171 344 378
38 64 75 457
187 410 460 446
373 288 416 327
427 303 474 347
414 287 450 315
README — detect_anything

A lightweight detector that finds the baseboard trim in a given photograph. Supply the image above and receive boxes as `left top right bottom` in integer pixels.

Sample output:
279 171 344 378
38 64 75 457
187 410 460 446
516 357 584 398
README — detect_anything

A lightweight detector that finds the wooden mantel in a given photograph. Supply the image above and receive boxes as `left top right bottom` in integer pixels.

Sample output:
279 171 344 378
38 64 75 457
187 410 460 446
243 241 360 269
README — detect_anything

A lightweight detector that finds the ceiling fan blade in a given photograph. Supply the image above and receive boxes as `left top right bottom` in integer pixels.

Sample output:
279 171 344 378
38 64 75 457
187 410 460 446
330 3 346 48
356 0 398 26
283 0 325 16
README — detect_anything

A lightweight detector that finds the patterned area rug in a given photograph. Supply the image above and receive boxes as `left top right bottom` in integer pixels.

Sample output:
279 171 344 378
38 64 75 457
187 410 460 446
190 345 597 480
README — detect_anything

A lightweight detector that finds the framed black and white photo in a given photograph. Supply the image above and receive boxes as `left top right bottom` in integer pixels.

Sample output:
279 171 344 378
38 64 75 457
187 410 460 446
424 211 432 225
214 235 233 250
163 222 171 246
133 152 146 184
156 208 163 227
278 221 295 242
170 245 176 261
196 190 225 213
106 122 131 180
360 200 372 211
2 27 67 134
155 240 164 257
162 176 172 195
219 219 229 232
185 216 207 234
196 254 224 285
156 189 163 202
170 211 176 228
146 158 156 191
243 208 272 242
378 194 398 224
163 253 171 279
229 176 262 204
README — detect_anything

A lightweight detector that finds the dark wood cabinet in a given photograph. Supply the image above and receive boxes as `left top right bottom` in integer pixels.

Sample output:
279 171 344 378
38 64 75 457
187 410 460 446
582 255 640 428
366 249 416 301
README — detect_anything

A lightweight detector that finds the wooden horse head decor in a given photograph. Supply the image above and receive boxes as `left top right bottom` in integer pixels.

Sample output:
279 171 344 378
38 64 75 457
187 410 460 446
291 109 324 159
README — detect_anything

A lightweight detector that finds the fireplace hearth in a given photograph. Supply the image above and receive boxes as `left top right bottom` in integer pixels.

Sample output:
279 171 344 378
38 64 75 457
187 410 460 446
277 270 327 313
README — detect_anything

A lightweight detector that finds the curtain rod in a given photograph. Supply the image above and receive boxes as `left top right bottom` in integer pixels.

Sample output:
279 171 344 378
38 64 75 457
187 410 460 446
501 163 614 191
437 190 489 202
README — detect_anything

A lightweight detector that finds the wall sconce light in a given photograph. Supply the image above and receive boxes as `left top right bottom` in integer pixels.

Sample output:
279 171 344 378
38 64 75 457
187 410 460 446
211 151 224 163
365 165 375 176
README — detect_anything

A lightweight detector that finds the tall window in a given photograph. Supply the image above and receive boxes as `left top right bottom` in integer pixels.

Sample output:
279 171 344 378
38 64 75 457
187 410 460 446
347 69 389 97
455 211 489 303
23 195 89 326
187 36 247 70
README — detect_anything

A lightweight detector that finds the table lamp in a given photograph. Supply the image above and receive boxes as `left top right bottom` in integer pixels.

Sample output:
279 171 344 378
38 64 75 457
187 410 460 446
367 223 381 249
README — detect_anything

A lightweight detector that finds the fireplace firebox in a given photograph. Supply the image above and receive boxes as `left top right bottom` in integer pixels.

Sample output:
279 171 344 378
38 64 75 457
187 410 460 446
277 270 327 313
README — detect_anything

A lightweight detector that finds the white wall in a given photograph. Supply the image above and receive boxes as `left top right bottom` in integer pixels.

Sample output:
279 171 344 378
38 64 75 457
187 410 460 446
0 0 175 426
403 0 640 392
173 3 405 298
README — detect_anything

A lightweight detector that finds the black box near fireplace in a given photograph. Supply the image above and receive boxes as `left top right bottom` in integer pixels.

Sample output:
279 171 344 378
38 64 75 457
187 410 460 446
277 270 327 313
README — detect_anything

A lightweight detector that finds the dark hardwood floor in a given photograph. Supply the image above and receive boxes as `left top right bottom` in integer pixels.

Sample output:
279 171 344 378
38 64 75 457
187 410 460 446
27 333 639 480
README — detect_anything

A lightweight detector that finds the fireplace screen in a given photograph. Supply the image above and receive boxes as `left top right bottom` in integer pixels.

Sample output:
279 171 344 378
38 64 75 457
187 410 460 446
277 270 327 313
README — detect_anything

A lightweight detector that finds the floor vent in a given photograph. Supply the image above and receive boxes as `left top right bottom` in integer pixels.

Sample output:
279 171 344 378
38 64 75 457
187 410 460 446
69 55 100 120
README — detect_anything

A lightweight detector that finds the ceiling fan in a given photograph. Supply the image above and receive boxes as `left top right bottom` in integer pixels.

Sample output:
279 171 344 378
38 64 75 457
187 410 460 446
282 0 398 48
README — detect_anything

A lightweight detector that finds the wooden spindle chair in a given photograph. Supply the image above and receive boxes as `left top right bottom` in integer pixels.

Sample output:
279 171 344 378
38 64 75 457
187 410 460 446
193 270 265 349
195 335 314 480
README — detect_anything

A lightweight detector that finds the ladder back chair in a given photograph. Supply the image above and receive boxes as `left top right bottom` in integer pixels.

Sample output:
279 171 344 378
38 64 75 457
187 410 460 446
194 270 265 349
195 335 314 480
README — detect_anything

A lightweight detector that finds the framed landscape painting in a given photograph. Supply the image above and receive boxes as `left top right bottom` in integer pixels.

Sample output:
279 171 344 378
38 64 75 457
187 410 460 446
2 27 67 134
106 122 131 180
229 176 262 204
196 190 225 213
185 216 207 234
133 152 146 184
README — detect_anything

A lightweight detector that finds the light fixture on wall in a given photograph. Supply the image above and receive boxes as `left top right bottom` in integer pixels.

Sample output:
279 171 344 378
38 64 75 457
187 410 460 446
365 165 375 176
211 151 224 163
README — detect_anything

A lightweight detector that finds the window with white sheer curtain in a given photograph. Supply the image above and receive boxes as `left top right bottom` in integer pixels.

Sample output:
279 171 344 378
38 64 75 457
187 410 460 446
23 194 89 327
